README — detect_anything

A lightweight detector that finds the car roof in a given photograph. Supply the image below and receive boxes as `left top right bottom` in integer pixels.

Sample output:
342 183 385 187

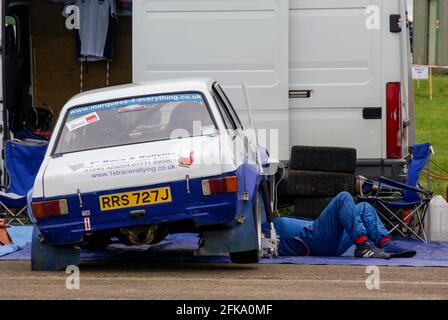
62 78 215 111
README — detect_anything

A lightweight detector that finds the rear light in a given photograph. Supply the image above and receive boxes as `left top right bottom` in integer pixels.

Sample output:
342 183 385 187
32 199 68 219
386 82 402 159
202 176 238 196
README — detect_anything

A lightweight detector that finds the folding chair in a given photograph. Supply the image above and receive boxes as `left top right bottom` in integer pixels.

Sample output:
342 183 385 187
358 143 433 242
0 140 47 225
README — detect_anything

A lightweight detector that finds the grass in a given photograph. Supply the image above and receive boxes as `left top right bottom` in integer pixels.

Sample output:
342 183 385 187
414 74 448 199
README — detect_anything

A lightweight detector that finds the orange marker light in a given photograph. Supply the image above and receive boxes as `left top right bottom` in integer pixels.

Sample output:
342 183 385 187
202 176 239 196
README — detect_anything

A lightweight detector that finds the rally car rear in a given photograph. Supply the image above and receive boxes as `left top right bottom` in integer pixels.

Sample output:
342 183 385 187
30 79 264 270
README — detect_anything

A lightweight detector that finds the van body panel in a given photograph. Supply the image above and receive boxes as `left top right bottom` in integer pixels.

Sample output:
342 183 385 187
133 0 290 160
133 0 411 173
289 0 409 161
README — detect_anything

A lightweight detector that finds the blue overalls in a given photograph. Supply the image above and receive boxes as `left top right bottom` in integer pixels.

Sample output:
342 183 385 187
263 192 390 257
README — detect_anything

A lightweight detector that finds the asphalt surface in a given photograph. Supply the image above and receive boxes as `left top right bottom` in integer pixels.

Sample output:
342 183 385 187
0 261 447 300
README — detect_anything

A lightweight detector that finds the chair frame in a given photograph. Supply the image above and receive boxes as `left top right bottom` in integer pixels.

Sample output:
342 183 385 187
367 177 432 242
0 139 47 225
0 202 27 226
357 143 433 243
0 186 28 226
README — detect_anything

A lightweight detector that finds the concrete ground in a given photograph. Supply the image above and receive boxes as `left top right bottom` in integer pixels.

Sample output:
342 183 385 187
0 261 447 300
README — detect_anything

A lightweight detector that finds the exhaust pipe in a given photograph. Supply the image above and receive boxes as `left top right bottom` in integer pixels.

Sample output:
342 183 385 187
119 225 158 246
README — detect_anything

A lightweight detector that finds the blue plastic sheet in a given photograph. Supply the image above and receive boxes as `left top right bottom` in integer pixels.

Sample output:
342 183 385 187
0 226 33 257
2 227 448 267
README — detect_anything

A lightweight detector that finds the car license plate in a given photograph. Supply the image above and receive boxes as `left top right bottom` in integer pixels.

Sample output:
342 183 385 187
99 187 172 211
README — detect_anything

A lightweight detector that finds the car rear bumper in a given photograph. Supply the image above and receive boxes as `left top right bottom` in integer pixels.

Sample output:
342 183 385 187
33 173 243 246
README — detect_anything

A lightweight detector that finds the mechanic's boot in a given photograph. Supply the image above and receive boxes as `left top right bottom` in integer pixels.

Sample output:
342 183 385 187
355 240 391 260
381 241 417 259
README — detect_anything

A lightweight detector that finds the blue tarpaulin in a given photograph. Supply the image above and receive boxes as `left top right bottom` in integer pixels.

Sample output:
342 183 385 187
2 227 448 267
0 226 33 257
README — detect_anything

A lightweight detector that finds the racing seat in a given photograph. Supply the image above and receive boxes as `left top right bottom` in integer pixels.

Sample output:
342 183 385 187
358 143 433 242
0 140 47 225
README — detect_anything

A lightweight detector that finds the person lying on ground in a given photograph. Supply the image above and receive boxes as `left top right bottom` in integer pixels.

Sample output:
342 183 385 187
263 192 417 259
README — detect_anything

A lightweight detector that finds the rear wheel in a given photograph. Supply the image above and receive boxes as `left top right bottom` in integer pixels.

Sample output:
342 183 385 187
254 191 263 255
151 226 169 245
85 233 110 251
230 250 259 264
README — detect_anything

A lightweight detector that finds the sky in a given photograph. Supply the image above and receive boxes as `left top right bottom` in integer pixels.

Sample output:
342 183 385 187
407 0 414 21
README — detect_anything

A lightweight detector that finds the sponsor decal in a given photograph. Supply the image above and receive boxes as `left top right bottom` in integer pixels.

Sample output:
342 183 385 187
66 112 100 131
69 152 179 179
178 151 195 168
68 93 204 117
118 105 146 113
84 217 91 231
69 163 86 172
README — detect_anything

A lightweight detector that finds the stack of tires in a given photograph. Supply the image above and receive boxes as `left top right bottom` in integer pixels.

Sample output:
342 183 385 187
288 146 357 219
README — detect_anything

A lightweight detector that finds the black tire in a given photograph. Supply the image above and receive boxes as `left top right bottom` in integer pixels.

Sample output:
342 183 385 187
253 192 263 255
294 196 334 219
85 240 108 251
151 226 169 245
290 146 357 173
230 250 260 264
288 170 355 197
84 232 111 251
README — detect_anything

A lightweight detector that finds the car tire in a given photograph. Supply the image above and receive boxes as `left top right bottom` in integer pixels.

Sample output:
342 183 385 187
230 250 260 264
151 226 169 245
294 196 334 219
253 191 263 255
290 146 357 173
84 232 111 251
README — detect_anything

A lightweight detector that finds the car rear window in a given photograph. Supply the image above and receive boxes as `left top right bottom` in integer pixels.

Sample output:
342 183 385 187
53 92 216 155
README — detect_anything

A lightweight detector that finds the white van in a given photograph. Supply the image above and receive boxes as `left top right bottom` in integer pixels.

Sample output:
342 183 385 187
133 0 415 179
1 0 413 183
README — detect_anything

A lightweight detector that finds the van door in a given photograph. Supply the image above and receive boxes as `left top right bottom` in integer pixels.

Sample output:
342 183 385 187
289 0 384 160
133 0 290 161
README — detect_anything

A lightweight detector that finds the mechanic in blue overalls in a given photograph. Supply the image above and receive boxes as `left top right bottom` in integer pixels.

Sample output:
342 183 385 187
263 192 417 259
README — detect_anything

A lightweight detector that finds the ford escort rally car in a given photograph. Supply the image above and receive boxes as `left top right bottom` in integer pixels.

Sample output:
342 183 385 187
29 79 275 270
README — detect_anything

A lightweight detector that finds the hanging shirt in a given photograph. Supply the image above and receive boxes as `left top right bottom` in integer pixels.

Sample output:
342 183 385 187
63 0 117 61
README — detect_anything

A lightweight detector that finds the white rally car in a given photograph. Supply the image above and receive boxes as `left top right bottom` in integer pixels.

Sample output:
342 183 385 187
30 79 276 270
